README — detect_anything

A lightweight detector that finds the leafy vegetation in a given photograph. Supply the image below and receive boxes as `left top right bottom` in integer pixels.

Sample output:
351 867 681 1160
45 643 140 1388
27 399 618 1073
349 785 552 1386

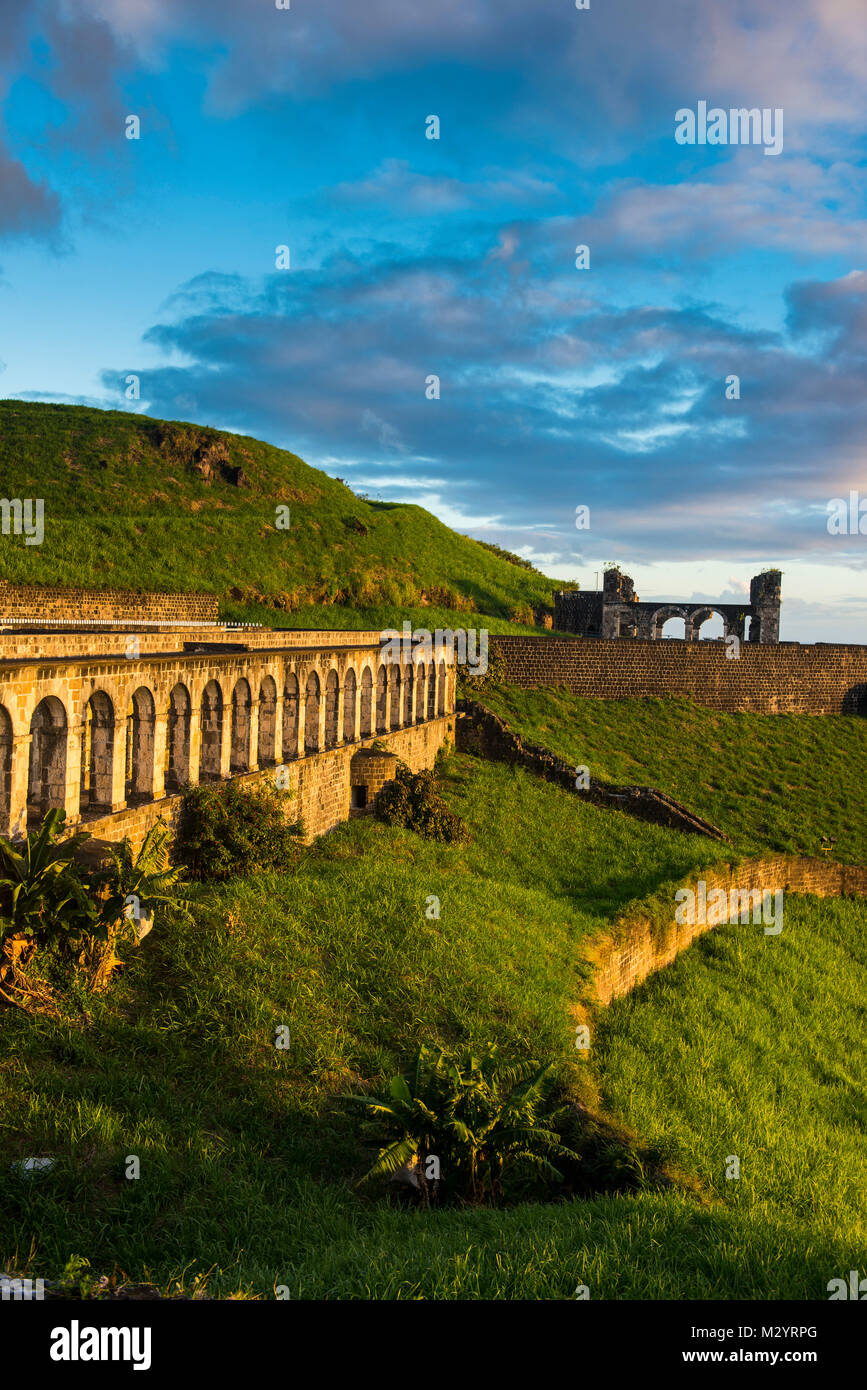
374 761 469 844
179 778 304 881
349 1042 578 1205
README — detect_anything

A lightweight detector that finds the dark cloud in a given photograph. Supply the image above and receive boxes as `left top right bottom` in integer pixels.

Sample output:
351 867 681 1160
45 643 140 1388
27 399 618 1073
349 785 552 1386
105 253 867 567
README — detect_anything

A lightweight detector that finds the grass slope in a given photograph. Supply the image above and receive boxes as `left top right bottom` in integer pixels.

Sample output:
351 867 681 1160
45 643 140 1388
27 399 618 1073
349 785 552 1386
1 753 863 1299
0 400 559 631
481 685 867 861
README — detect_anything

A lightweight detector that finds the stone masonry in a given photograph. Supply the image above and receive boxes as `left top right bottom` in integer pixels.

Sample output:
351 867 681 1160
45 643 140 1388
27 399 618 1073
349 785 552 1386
555 566 782 643
492 635 867 715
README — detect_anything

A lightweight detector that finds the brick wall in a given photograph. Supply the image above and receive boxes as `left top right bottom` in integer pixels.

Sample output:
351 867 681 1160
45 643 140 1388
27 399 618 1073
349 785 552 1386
588 855 867 1006
0 581 218 626
493 635 867 715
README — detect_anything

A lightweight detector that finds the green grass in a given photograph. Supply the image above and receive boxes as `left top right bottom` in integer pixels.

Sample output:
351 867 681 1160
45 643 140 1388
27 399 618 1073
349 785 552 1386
593 895 867 1280
480 684 867 861
1 751 863 1299
0 400 560 632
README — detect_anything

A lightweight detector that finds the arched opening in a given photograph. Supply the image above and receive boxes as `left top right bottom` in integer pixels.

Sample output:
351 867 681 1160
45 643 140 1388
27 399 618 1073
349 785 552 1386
403 666 414 725
437 661 447 715
652 608 688 640
126 686 155 805
343 669 357 743
0 705 13 835
258 676 277 766
80 691 114 816
165 684 191 791
843 684 867 716
199 680 224 782
283 673 299 761
389 665 401 731
690 608 726 641
325 670 339 749
305 672 321 753
376 666 387 734
231 678 252 774
360 667 373 737
415 664 426 723
28 697 68 825
427 662 437 720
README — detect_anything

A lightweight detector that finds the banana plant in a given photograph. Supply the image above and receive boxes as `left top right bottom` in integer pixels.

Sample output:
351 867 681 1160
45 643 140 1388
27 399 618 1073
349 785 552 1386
0 809 95 942
348 1042 580 1205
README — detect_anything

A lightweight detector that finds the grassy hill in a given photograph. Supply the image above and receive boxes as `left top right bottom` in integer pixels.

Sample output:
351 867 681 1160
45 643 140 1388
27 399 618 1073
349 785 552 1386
0 400 561 631
1 742 864 1299
479 686 867 862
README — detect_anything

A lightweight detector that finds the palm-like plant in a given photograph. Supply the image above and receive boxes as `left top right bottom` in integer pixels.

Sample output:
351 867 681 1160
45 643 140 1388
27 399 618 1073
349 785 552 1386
98 820 192 939
0 809 95 943
349 1042 580 1205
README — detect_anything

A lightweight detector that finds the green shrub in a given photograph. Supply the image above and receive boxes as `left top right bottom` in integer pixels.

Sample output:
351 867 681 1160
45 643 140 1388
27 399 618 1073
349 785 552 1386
349 1042 579 1206
179 778 305 881
457 641 506 699
374 763 469 844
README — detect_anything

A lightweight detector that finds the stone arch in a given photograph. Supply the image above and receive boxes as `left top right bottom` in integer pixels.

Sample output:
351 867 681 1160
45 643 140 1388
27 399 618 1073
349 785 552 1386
166 683 191 791
283 672 299 761
126 686 156 805
343 668 357 743
843 684 867 716
360 666 373 737
415 663 426 723
80 690 114 815
651 606 689 640
258 676 278 766
376 665 388 734
199 679 224 782
403 665 414 725
437 660 447 715
325 669 339 749
28 697 68 824
389 664 401 731
231 678 252 774
688 607 727 641
305 671 321 753
0 705 12 835
427 661 437 719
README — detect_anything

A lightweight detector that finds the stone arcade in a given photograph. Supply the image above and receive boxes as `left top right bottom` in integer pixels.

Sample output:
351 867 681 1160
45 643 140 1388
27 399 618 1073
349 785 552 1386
555 566 782 644
0 584 457 850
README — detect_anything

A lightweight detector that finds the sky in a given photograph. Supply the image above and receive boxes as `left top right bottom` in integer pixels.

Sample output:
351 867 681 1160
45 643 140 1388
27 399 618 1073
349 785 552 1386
0 0 865 641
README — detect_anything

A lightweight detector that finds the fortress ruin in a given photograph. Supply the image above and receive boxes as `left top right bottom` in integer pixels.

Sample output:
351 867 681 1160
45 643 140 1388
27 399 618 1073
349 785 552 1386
555 567 782 643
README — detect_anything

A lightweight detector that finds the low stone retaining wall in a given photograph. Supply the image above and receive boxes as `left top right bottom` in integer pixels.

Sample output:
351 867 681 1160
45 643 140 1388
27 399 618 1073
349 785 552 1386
588 855 867 1005
456 699 727 841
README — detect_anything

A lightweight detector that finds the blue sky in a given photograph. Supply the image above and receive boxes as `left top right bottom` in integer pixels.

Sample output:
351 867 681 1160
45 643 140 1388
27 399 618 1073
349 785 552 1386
0 0 865 639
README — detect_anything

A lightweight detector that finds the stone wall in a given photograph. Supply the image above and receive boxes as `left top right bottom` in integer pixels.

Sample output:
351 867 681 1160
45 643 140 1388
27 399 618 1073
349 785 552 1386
0 581 218 626
492 635 867 715
588 856 867 1005
78 715 454 856
456 699 727 840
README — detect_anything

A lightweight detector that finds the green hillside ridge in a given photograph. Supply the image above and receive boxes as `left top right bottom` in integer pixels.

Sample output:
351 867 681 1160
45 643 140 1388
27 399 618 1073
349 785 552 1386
2 743 865 1298
479 685 867 862
0 400 562 632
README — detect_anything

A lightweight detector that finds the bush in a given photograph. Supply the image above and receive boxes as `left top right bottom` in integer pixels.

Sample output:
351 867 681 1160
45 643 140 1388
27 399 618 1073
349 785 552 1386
457 641 506 699
374 763 469 844
349 1042 580 1206
179 778 305 881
